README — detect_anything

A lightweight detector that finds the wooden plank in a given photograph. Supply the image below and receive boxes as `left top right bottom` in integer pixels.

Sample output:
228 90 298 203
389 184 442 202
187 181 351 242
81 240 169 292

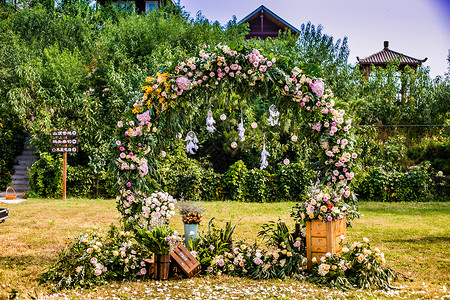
170 243 201 278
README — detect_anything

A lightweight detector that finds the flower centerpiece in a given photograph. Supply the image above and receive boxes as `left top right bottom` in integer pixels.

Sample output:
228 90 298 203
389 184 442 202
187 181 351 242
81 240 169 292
135 215 181 280
291 182 351 224
177 201 205 247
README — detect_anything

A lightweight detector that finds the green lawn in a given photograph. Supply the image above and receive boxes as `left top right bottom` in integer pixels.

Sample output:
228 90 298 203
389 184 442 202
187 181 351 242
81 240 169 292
0 199 449 299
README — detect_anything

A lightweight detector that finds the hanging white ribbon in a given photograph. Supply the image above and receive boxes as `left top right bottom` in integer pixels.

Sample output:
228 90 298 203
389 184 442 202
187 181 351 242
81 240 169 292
206 109 216 132
185 131 199 154
260 141 270 170
268 104 280 126
237 116 245 142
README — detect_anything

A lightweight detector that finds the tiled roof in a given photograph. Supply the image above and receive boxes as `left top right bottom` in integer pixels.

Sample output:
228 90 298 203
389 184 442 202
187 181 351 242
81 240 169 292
357 42 427 65
238 5 300 34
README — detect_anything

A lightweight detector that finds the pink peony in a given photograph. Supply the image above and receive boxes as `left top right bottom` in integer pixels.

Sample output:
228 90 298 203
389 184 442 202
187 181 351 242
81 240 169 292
310 79 325 98
176 76 191 91
137 110 151 123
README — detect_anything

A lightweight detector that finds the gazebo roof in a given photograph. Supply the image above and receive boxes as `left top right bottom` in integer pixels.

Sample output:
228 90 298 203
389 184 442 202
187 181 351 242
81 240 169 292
357 41 427 66
238 5 300 36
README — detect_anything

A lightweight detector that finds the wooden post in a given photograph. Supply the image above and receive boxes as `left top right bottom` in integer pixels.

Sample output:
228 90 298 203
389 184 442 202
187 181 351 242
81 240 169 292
62 151 67 200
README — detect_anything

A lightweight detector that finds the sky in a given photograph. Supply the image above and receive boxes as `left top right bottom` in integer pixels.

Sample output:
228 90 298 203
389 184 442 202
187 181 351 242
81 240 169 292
179 0 450 78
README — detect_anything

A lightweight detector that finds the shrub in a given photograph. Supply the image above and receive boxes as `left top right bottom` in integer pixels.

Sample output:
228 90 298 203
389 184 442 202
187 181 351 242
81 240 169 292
356 162 432 202
0 108 26 190
29 152 63 197
407 140 450 174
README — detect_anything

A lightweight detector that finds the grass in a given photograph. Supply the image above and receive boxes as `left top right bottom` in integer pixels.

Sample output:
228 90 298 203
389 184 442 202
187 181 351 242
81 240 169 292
0 199 449 299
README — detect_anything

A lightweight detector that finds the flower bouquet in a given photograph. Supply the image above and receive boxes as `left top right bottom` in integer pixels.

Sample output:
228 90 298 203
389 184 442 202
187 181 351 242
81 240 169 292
291 182 352 224
177 201 205 247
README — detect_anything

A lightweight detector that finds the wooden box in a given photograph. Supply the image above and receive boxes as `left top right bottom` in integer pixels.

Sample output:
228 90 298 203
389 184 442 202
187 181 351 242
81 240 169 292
306 218 346 270
170 243 201 278
0 208 9 223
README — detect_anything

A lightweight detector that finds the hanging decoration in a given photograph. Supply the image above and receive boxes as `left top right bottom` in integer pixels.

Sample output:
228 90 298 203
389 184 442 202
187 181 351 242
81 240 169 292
268 104 280 126
283 158 290 165
238 112 245 142
206 109 216 132
231 142 237 149
260 140 270 170
185 131 199 154
251 122 258 129
291 135 298 142
220 114 227 121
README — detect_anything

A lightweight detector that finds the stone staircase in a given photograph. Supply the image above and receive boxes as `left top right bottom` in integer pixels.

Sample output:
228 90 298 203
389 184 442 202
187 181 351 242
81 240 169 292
3 137 37 197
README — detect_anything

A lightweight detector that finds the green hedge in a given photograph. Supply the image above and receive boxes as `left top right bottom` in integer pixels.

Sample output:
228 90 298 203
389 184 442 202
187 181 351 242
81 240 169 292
356 162 437 202
157 149 313 202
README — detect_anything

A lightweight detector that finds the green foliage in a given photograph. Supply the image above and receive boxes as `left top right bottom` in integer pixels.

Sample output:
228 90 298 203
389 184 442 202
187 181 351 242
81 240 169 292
223 160 248 201
39 224 149 291
135 225 177 255
356 162 432 202
29 152 63 197
0 108 25 190
67 165 114 198
407 139 450 174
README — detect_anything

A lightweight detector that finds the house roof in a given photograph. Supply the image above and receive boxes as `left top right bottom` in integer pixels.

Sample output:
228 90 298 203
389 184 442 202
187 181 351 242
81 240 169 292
357 41 427 66
238 5 300 35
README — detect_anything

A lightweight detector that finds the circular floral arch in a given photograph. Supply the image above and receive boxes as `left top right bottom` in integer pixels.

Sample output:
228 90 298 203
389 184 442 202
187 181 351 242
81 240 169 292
113 43 359 230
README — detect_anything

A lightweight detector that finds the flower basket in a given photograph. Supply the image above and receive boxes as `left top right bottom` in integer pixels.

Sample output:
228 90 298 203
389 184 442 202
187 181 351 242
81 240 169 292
306 218 346 270
5 187 17 200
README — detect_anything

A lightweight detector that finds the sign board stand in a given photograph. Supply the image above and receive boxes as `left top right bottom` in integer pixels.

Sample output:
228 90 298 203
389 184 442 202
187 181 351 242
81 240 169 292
62 152 67 200
51 130 79 200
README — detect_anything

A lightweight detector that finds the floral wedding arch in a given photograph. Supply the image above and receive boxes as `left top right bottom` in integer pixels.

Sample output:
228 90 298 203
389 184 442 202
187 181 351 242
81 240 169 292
112 43 359 230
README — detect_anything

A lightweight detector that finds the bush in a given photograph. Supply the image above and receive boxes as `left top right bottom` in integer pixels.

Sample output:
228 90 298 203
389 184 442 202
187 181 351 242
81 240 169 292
356 162 432 202
407 140 450 174
67 165 115 198
29 152 63 197
0 108 26 190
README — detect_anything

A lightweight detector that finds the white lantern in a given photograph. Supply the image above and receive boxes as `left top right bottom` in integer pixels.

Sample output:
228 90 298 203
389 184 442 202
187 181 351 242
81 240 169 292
291 135 298 142
231 142 237 148
251 122 257 129
161 151 166 158
220 114 227 121
283 158 290 165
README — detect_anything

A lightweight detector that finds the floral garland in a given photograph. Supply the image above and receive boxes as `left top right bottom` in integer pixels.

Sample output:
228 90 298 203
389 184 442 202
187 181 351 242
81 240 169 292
114 43 359 226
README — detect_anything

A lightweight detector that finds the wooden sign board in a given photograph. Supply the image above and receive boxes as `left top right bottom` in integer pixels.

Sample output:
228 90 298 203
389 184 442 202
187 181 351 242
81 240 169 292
51 130 78 137
51 138 78 145
170 243 201 278
51 147 78 153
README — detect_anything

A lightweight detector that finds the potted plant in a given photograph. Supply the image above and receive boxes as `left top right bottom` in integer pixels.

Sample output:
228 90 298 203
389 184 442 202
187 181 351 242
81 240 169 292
135 222 181 280
177 201 205 248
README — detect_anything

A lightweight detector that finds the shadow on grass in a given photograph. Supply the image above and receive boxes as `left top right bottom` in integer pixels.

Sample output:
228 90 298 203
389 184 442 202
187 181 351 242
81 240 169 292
386 236 450 244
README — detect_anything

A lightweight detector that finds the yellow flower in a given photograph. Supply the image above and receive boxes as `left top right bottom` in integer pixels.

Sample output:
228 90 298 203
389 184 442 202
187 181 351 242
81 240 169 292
332 265 337 270
281 250 287 255
287 252 292 257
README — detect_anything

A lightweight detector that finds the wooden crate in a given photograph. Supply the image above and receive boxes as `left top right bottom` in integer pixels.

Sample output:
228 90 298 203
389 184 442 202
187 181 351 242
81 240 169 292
0 208 9 223
170 243 201 278
306 218 346 270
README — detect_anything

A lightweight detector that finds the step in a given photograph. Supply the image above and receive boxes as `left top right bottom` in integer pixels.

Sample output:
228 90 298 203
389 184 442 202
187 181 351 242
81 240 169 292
11 179 29 185
16 155 37 160
13 170 28 175
12 174 29 180
13 165 31 171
